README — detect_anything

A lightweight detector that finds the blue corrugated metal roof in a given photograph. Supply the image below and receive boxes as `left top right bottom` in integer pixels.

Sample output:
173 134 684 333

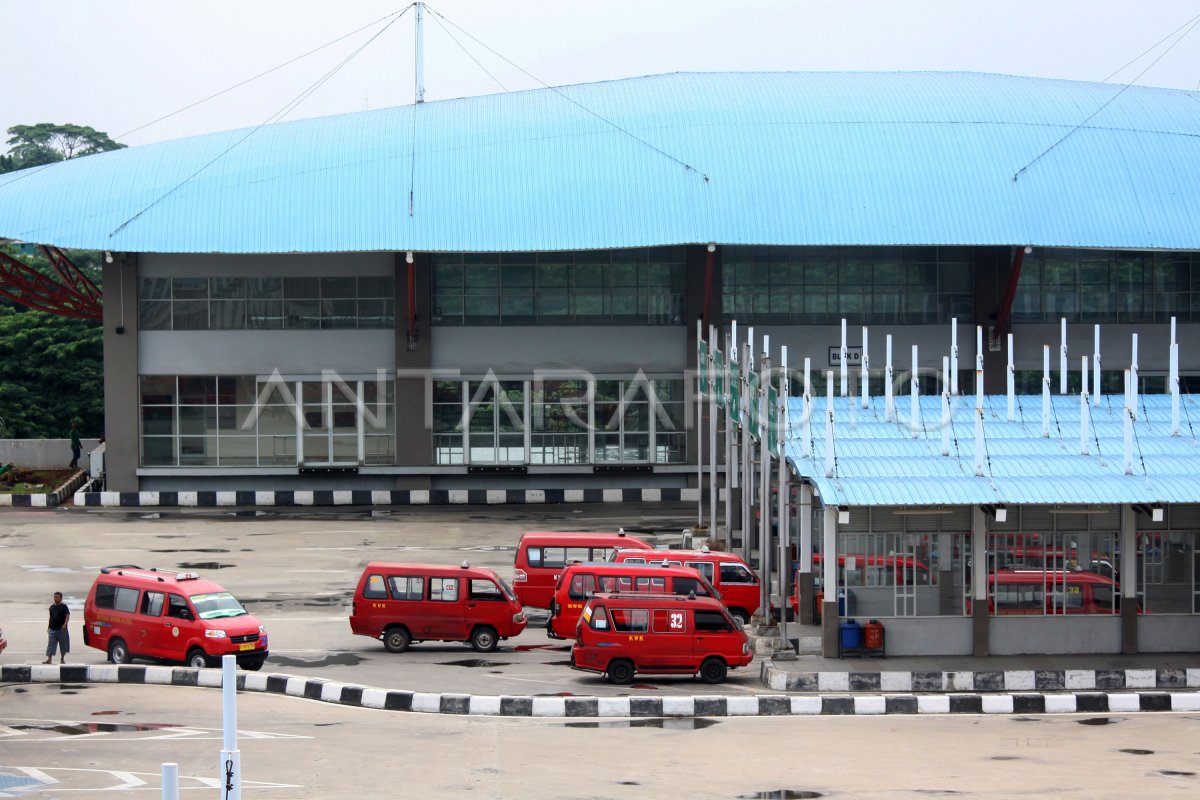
784 393 1200 507
2 72 1200 253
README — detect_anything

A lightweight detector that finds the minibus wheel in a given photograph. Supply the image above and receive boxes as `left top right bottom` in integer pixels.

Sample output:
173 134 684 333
187 648 211 669
383 627 411 653
606 659 635 685
107 638 131 665
470 626 498 652
730 609 750 626
699 657 727 684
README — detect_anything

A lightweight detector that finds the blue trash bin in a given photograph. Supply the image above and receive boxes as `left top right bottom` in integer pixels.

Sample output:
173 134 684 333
839 619 863 654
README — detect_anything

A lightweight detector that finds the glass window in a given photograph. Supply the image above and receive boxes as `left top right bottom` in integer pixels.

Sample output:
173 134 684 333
388 576 424 601
568 574 597 600
610 607 649 632
429 577 459 602
167 594 191 619
695 610 732 631
363 575 388 600
140 591 165 617
720 564 756 585
469 579 503 600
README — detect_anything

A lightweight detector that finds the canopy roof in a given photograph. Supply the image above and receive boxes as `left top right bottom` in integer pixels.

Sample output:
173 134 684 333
3 71 1200 254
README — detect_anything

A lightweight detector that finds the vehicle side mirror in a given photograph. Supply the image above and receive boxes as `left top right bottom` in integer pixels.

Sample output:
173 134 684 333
178 609 192 620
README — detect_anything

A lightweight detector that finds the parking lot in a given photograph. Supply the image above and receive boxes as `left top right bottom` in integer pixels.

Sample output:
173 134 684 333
0 503 767 697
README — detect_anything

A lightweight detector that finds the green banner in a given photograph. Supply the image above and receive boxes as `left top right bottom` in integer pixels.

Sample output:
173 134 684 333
698 339 709 395
767 384 779 453
747 370 761 438
728 360 740 426
714 350 725 409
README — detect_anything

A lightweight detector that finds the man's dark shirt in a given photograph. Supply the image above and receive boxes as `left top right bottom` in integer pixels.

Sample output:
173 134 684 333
48 602 69 631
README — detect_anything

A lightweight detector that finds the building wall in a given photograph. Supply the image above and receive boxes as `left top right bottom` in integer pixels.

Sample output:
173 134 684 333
139 331 394 375
989 617 1123 654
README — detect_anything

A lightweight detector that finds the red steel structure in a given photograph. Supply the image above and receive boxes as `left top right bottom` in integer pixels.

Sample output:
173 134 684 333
0 246 102 321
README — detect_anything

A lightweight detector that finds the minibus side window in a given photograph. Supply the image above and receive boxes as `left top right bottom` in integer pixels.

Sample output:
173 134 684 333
470 579 504 600
113 586 139 613
634 576 666 593
597 576 620 593
363 574 388 599
1092 584 1116 611
611 608 649 632
1056 585 1083 609
674 576 709 597
388 576 424 600
167 594 192 620
623 557 646 565
568 574 597 600
140 591 165 617
95 583 117 610
565 547 589 563
542 548 567 568
652 609 688 633
526 547 543 567
686 561 715 581
588 605 609 630
592 547 615 561
695 610 733 632
994 584 1042 609
720 564 756 585
430 578 459 602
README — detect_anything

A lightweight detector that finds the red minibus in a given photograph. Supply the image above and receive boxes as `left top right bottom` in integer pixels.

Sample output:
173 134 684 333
350 562 526 652
512 531 652 609
83 566 268 669
609 548 760 624
571 592 752 684
988 569 1127 615
789 553 932 618
547 562 718 638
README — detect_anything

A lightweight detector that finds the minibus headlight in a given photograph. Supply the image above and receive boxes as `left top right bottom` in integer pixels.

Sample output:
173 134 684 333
258 625 266 634
742 642 750 654
513 612 525 623
204 629 228 639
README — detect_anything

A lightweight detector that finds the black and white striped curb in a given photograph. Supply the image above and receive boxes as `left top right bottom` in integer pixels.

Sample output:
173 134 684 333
0 472 90 508
760 661 1200 693
5 664 1200 717
74 488 703 508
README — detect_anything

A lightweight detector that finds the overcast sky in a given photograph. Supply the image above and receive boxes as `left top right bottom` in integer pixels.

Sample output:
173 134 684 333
5 1 1200 149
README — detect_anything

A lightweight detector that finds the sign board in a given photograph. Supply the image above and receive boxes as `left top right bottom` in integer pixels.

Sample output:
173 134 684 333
714 350 725 409
767 384 779 453
698 340 709 394
828 346 863 368
747 371 761 438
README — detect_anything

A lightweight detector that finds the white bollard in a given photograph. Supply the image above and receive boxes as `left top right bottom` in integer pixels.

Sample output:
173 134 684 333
220 655 241 800
162 763 179 800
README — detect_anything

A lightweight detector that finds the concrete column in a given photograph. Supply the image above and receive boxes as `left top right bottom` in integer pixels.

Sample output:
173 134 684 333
394 252 432 487
102 253 140 492
1121 504 1138 654
971 505 989 656
821 504 839 657
797 483 816 624
936 532 956 615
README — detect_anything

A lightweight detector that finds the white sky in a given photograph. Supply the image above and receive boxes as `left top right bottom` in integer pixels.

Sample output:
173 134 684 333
5 1 1200 149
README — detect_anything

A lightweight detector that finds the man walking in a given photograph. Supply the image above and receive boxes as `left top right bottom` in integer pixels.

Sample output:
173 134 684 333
68 422 82 470
44 592 70 664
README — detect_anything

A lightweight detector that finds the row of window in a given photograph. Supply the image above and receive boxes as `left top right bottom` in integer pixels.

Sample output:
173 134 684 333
139 276 394 330
431 249 686 326
431 378 687 465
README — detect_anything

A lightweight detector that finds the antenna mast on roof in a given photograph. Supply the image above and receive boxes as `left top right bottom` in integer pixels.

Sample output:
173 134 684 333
415 2 426 103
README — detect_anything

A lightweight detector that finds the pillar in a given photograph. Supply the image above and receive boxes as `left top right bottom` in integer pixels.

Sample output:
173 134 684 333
394 252 432 487
971 505 989 656
821 504 839 656
797 483 816 624
1120 504 1138 654
102 253 140 492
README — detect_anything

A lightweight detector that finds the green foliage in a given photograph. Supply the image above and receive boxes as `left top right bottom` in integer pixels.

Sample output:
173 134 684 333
1 123 125 173
0 306 103 438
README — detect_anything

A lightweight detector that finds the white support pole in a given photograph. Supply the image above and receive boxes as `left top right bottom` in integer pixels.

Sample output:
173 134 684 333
696 319 704 529
1124 369 1134 475
1131 333 1139 410
861 326 870 408
724 332 734 548
759 353 771 618
823 504 838 622
941 356 951 456
741 342 752 562
974 368 985 477
951 318 959 396
710 327 720 535
885 334 895 422
414 2 426 104
910 344 920 438
1041 345 1051 438
840 319 849 397
1093 324 1102 407
162 763 179 800
1081 356 1090 455
825 373 835 478
803 357 812 457
777 441 789 648
1171 317 1180 436
799 483 812 576
1060 317 1068 395
976 325 984 373
1006 332 1015 421
220 655 242 800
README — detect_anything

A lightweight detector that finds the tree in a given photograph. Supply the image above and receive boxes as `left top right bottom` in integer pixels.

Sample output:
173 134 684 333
0 306 103 438
1 123 125 173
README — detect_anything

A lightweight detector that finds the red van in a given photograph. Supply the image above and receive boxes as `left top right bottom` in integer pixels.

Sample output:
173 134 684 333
512 531 653 609
349 562 526 652
571 593 752 684
83 566 268 669
789 553 932 619
609 548 760 624
547 562 718 639
988 569 1126 615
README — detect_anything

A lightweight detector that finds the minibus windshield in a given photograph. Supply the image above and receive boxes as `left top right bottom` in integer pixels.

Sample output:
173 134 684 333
496 577 518 601
189 592 248 620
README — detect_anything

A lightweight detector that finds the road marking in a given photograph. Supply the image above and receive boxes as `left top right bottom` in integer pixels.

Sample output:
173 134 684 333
0 767 300 792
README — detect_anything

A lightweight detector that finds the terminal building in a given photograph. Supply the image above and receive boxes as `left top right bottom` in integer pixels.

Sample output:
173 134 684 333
1 70 1198 655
